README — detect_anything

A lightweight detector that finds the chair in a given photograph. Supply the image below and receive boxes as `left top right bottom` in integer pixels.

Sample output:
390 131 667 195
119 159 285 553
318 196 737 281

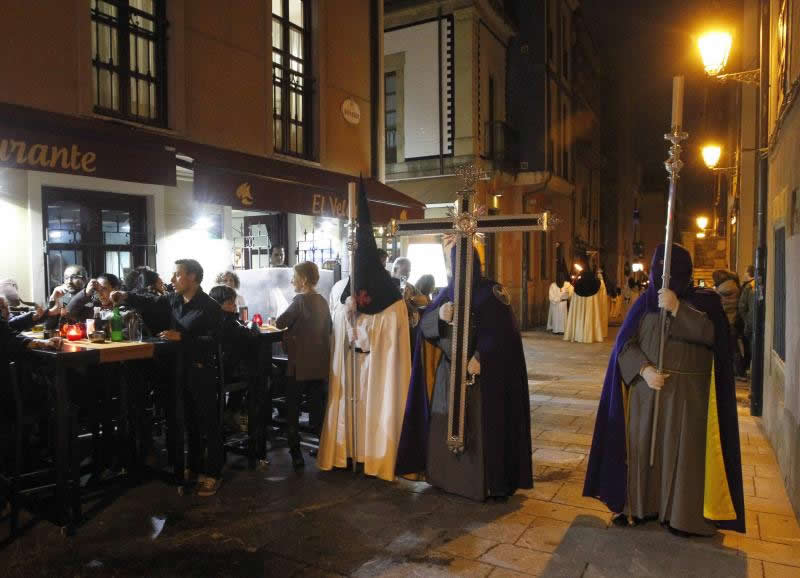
0 361 80 538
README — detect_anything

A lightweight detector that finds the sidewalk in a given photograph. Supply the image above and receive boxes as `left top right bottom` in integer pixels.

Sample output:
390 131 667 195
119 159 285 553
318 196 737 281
1 330 798 577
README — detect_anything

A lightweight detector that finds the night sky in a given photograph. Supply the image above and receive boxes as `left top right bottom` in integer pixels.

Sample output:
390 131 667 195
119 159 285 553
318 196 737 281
581 0 745 228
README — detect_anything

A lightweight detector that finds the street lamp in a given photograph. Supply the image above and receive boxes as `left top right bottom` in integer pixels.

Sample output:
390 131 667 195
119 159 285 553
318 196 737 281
702 144 722 169
696 216 709 230
698 30 760 84
698 31 732 76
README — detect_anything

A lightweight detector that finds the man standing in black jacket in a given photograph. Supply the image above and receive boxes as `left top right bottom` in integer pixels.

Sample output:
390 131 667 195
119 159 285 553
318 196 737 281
111 259 226 496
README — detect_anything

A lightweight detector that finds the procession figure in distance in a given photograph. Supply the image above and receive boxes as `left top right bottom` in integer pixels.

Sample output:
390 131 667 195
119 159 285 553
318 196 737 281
564 257 605 343
547 261 572 335
395 242 533 501
583 244 745 536
317 180 412 481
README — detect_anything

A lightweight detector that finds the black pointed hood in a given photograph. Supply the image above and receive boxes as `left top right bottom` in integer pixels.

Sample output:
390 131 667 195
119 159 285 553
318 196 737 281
341 177 402 314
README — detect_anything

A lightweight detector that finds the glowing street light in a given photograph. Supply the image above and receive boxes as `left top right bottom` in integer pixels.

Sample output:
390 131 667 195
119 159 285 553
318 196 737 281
573 263 584 272
698 31 732 76
696 216 710 230
702 144 722 169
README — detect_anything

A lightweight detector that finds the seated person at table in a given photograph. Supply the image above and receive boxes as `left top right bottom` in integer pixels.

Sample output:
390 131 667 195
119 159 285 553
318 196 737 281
215 271 247 312
0 296 60 349
111 259 227 496
7 302 48 332
66 273 125 324
44 265 88 329
209 284 258 431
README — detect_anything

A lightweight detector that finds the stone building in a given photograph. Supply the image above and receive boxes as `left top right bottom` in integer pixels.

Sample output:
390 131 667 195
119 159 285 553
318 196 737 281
0 0 423 301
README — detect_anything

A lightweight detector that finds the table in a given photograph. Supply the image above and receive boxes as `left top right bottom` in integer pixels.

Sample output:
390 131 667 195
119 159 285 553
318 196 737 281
22 335 163 533
245 327 285 468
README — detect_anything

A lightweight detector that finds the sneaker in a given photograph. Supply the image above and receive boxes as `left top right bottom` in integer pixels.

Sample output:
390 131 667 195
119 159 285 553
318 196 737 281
197 476 222 496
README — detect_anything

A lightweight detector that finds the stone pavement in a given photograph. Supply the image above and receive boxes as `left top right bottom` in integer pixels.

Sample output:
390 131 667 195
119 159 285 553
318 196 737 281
1 330 798 577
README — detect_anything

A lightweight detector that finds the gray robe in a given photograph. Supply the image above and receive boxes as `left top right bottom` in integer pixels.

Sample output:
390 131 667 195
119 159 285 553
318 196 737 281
618 303 716 535
421 305 488 501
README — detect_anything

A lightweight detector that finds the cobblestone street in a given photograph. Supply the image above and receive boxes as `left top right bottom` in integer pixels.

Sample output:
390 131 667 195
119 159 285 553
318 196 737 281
2 330 799 577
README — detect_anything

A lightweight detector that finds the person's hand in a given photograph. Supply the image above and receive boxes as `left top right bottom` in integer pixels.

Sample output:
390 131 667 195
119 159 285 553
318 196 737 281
110 290 128 305
85 279 100 295
50 286 66 301
439 302 454 323
345 296 356 314
32 304 46 321
658 288 679 316
48 305 65 318
467 355 481 375
29 337 62 350
641 365 669 390
158 330 182 342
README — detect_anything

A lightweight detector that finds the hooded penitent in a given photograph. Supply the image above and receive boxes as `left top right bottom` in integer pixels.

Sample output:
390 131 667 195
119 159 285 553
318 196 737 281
583 243 745 532
341 178 402 314
395 245 533 496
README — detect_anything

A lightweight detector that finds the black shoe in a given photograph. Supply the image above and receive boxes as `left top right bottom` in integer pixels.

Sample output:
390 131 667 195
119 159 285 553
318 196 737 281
290 449 305 470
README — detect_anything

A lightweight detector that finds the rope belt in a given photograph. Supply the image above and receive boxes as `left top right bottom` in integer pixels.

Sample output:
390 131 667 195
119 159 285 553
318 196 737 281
661 368 711 377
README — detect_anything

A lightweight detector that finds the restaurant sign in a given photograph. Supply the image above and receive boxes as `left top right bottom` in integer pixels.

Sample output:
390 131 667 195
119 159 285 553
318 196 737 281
194 165 414 223
0 126 176 187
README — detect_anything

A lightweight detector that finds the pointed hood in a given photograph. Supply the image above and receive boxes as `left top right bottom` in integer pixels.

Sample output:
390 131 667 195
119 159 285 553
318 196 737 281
341 177 402 314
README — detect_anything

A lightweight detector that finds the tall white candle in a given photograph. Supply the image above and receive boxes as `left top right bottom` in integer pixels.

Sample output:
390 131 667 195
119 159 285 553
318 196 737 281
671 76 685 130
348 182 357 221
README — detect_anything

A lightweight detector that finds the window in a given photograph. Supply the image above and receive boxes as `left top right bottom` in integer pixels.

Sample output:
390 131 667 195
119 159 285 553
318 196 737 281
773 226 786 361
91 0 167 125
385 72 398 164
272 0 313 158
43 187 150 297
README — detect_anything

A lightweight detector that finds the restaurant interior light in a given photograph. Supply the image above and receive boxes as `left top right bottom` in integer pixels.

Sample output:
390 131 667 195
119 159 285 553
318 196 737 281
698 31 732 76
702 144 722 169
573 263 584 272
696 231 707 239
696 216 709 230
192 216 213 230
631 262 644 273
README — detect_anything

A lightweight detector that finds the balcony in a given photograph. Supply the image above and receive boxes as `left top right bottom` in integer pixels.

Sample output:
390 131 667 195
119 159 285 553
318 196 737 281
482 120 520 172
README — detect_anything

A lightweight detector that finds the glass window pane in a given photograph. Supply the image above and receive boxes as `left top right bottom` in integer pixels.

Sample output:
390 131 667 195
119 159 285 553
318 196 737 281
129 0 154 16
289 29 303 59
273 84 282 114
290 90 303 122
272 0 282 16
272 18 283 49
386 94 396 112
385 73 396 93
274 119 283 150
289 0 303 27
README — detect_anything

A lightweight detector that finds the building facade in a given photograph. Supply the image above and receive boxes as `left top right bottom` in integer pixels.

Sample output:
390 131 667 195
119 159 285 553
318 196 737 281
758 0 800 517
1 0 423 302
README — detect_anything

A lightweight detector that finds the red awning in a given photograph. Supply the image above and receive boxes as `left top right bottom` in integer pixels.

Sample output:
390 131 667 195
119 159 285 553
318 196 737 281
179 141 425 222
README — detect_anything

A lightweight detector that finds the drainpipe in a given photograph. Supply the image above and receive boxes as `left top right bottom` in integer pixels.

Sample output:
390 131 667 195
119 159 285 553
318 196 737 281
750 0 769 416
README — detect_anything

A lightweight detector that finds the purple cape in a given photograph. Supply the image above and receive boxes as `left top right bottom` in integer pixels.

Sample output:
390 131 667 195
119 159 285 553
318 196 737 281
582 244 745 532
395 248 533 493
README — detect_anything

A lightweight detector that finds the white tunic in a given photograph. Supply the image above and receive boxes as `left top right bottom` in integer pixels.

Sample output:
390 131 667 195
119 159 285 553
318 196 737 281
563 291 604 344
546 282 570 334
318 297 411 481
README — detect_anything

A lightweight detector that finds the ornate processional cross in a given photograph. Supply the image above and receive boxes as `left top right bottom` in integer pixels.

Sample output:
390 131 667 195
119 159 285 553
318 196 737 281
391 164 550 454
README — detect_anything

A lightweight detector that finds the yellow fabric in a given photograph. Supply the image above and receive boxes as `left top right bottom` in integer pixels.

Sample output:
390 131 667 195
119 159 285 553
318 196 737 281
703 361 737 521
423 341 442 402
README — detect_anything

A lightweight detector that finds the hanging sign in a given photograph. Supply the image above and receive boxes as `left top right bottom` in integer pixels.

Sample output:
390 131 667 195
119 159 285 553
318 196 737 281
341 98 361 125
